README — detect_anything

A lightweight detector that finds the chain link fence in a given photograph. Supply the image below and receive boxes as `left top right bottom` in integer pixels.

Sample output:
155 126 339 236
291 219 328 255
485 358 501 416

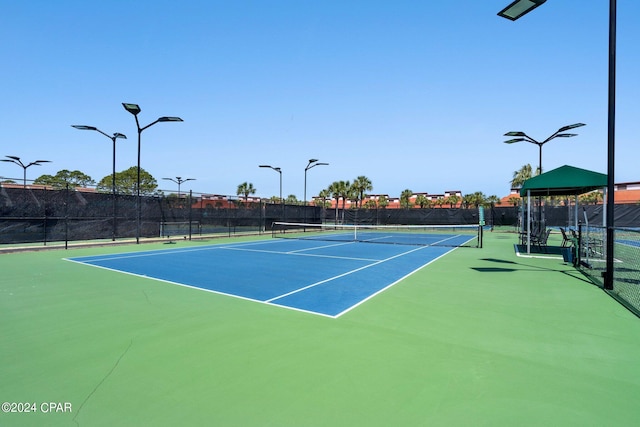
0 184 325 245
576 225 640 317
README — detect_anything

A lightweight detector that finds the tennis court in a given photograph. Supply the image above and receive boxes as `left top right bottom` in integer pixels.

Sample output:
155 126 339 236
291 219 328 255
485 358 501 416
2 229 640 427
66 237 459 317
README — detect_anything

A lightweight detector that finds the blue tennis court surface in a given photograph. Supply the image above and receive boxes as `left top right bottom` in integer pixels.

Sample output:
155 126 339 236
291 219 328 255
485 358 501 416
66 238 460 317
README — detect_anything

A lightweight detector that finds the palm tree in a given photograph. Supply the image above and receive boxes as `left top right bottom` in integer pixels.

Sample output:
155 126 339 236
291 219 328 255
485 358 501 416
351 176 373 208
415 194 432 208
236 182 256 202
285 194 299 204
315 189 331 208
328 181 350 223
485 195 500 206
461 194 475 209
377 195 389 209
400 189 413 209
470 191 487 208
511 164 534 188
580 191 602 205
446 194 460 208
337 180 351 221
363 199 377 209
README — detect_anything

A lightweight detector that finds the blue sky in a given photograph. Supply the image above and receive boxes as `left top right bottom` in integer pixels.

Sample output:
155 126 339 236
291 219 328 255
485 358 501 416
1 1 638 200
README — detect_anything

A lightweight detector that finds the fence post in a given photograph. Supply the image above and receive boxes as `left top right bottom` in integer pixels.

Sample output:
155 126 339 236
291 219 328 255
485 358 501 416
64 183 69 249
188 190 193 241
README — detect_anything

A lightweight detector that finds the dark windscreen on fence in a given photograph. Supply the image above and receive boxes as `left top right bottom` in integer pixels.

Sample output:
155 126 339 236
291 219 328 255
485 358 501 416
0 186 326 244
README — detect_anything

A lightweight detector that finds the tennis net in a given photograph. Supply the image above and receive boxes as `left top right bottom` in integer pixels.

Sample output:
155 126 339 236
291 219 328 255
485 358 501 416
272 222 483 248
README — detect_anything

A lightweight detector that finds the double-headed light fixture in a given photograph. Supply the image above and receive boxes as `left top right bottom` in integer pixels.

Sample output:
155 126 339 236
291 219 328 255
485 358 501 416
504 123 585 174
71 125 127 241
122 103 183 243
163 176 195 198
1 156 51 189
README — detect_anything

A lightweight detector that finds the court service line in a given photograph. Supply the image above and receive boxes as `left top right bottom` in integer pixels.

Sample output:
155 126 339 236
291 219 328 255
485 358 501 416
64 246 222 263
265 245 429 303
286 240 357 254
64 239 283 263
219 246 380 262
433 234 473 245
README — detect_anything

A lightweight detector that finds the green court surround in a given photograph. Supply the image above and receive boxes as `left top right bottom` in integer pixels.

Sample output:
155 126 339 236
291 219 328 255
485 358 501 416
1 230 639 426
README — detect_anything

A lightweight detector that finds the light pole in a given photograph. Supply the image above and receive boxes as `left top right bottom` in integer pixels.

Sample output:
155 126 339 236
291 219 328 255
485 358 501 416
503 123 585 175
163 176 195 198
498 0 616 291
259 165 283 219
1 156 51 189
504 123 585 232
304 159 329 206
122 103 183 243
72 125 127 241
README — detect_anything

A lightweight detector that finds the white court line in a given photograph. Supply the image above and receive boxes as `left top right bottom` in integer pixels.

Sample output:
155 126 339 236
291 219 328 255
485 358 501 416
65 238 380 264
265 245 429 303
359 233 474 246
219 245 380 262
62 257 347 317
334 248 456 318
286 240 357 253
63 238 286 263
64 245 222 263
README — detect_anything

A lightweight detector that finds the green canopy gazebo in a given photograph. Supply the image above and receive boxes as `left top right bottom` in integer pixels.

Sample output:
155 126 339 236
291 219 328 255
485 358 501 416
519 165 608 253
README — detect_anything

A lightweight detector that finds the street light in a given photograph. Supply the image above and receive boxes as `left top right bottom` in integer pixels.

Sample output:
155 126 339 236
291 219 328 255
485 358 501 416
503 123 585 175
304 159 329 206
498 0 546 21
1 156 51 189
498 0 616 291
72 125 127 241
259 165 282 203
504 123 585 239
122 103 183 243
259 164 284 220
163 176 195 198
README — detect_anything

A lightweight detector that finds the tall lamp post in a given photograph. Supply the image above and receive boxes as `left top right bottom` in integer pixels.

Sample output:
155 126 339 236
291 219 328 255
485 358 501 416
122 103 183 243
259 165 283 219
1 156 51 189
304 159 329 206
503 123 586 175
163 176 195 198
498 0 616 290
504 123 585 234
72 125 127 241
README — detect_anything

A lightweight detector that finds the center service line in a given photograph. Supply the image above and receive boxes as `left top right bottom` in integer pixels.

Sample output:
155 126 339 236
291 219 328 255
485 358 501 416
265 244 428 303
